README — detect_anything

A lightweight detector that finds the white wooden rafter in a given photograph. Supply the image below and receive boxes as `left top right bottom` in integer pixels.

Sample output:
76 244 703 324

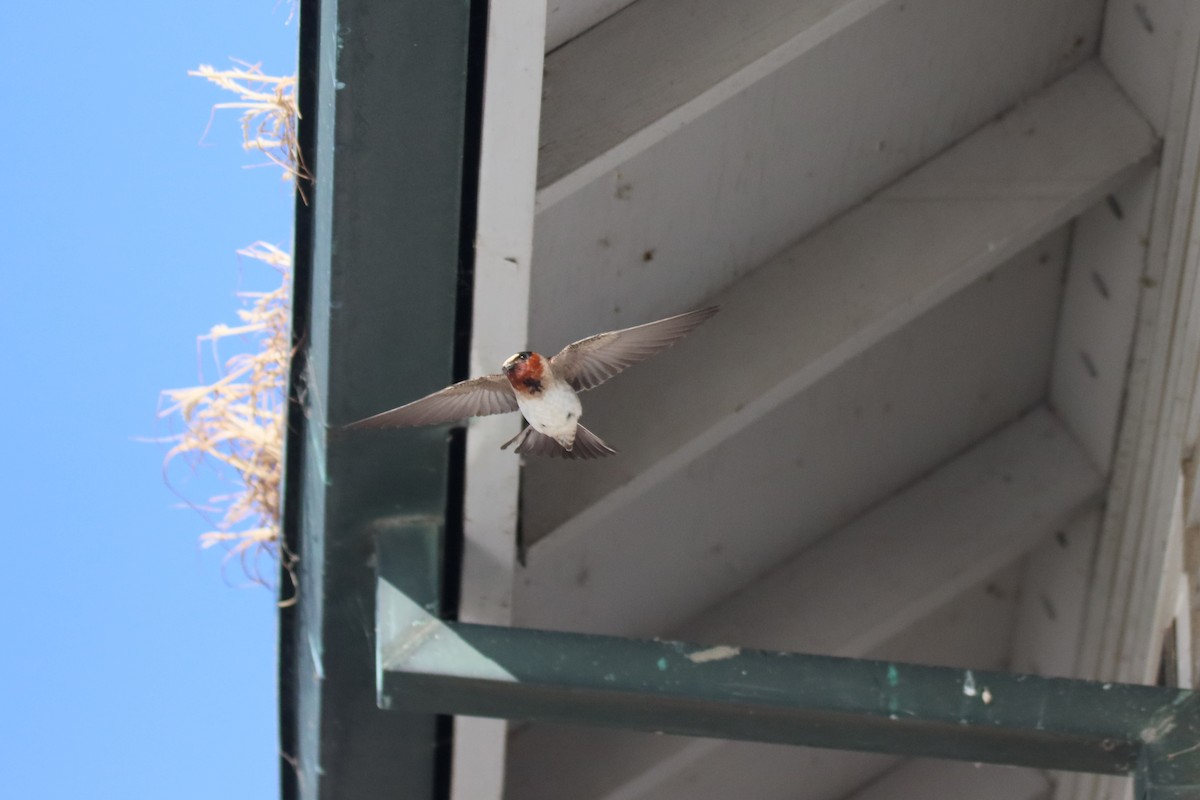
454 2 547 799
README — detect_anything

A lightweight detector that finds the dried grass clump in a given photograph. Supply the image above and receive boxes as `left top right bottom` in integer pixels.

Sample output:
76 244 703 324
158 59 306 599
159 243 296 597
189 61 311 198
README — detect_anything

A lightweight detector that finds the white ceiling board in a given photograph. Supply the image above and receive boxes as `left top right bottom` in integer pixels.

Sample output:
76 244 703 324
517 240 1070 637
670 408 1100 657
869 563 1026 671
845 759 1051 800
505 568 1025 800
545 0 638 52
1101 0 1188 134
538 0 895 198
1011 511 1101 680
539 0 1102 202
519 63 1153 549
1049 170 1156 474
530 0 1104 352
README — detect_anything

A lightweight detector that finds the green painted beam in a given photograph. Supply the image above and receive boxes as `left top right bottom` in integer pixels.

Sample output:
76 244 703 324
280 0 480 798
377 528 1200 795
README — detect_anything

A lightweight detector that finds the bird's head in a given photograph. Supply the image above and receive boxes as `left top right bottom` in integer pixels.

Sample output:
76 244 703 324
502 351 534 375
501 351 545 390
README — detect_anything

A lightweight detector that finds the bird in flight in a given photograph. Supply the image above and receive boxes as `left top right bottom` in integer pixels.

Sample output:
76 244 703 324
347 306 719 459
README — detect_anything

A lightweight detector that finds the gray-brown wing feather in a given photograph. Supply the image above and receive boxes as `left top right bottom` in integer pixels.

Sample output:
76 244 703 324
346 374 517 430
549 306 719 392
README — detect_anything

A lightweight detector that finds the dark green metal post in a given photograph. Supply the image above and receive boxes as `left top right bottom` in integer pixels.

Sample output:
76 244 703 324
280 1 477 798
1136 699 1200 799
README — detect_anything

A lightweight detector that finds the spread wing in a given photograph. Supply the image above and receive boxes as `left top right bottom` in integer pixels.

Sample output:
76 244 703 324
346 374 517 430
549 306 719 392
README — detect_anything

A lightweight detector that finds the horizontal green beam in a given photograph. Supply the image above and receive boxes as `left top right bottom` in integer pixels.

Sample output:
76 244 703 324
377 528 1200 792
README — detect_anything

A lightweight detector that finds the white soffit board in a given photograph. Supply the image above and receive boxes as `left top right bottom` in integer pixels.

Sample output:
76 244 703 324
538 0 1101 206
668 408 1102 656
538 0 898 196
517 239 1072 637
545 0 639 51
1049 170 1157 474
515 63 1154 640
1011 511 1102 680
525 63 1150 547
523 63 1152 550
531 0 1104 353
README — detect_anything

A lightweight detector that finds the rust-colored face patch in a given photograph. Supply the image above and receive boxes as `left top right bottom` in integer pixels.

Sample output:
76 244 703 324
504 352 545 395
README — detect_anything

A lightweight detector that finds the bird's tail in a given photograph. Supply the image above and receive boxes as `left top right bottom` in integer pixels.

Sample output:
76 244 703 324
501 423 617 459
570 423 617 459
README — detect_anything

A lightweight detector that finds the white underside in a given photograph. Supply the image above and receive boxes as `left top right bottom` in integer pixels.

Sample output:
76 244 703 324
517 381 583 448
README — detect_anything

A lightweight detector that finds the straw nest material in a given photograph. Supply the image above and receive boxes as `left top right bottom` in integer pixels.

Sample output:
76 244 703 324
160 62 307 600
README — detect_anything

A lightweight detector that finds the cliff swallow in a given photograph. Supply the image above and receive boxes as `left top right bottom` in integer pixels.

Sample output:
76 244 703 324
347 306 719 459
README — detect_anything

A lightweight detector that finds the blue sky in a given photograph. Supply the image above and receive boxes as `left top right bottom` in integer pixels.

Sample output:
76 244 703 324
0 3 296 797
